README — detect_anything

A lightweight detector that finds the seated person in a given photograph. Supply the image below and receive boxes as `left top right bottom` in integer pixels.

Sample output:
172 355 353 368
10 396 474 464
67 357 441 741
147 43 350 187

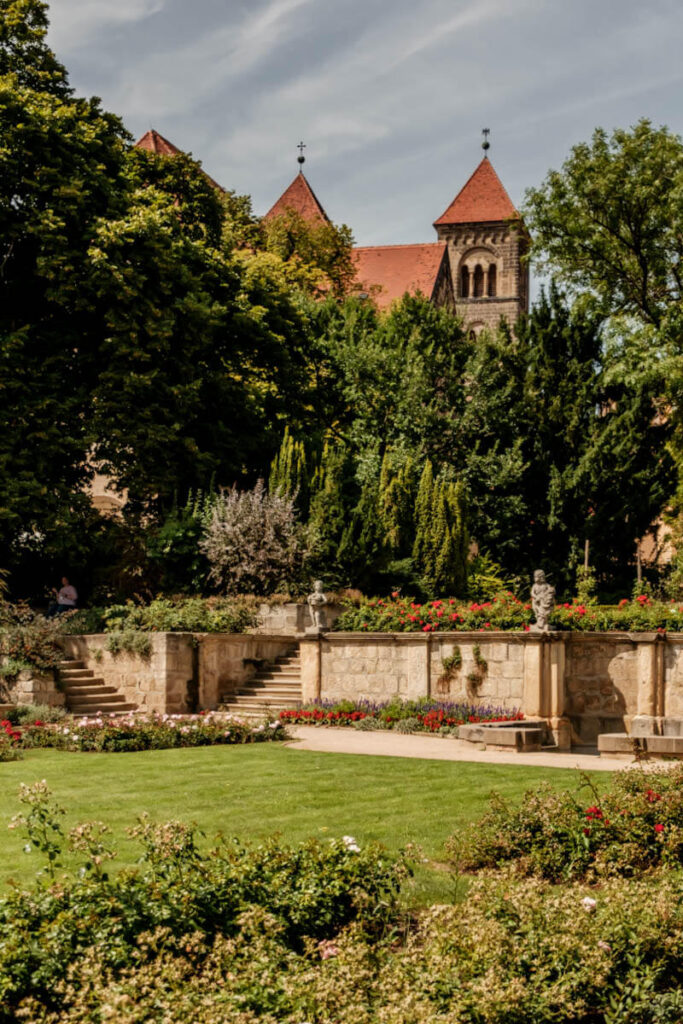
46 577 78 617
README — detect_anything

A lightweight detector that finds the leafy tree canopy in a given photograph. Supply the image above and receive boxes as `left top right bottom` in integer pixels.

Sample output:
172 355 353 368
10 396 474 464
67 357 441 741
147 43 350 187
524 119 683 330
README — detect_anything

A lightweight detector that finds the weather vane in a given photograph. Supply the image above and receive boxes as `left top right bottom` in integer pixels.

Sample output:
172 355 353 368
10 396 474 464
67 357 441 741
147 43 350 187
482 128 490 153
297 141 306 168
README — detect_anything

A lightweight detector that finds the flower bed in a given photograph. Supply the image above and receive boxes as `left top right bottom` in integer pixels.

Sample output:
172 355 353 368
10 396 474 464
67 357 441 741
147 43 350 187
20 712 286 753
334 591 683 633
280 698 523 733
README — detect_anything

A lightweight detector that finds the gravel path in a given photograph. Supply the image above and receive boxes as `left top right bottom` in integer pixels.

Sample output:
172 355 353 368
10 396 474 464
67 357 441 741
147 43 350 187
285 725 634 772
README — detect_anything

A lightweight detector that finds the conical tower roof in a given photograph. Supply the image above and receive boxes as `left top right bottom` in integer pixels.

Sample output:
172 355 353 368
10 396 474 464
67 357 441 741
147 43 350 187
134 129 224 191
264 171 330 224
434 157 518 226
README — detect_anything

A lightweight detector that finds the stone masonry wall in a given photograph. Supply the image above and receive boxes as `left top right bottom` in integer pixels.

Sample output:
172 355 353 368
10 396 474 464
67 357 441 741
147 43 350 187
429 636 525 708
565 635 638 745
7 670 65 709
62 633 193 714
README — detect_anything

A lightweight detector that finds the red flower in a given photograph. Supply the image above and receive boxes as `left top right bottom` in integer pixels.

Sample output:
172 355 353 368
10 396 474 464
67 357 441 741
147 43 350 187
619 598 629 608
654 823 665 833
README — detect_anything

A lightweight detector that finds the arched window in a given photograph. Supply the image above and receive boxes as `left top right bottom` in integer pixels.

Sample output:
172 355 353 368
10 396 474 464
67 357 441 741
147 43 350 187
460 265 470 298
473 264 484 298
487 263 497 297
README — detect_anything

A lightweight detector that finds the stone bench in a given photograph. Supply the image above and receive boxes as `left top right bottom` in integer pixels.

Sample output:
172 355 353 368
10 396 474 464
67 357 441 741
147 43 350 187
459 720 547 752
598 733 683 759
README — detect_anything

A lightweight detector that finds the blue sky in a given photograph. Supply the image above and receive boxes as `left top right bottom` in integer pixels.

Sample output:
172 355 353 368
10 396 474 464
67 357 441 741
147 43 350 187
47 0 683 251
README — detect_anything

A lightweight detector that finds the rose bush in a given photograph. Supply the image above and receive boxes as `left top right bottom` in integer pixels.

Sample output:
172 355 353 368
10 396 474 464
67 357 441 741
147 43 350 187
450 766 683 881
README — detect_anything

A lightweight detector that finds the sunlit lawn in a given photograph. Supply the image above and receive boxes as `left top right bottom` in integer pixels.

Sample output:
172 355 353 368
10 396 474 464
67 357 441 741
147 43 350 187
0 744 607 903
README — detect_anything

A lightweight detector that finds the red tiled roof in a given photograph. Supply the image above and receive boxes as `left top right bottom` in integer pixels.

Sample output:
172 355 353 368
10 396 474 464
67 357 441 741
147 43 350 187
352 242 448 311
434 157 518 226
135 129 182 157
134 129 224 191
263 171 330 224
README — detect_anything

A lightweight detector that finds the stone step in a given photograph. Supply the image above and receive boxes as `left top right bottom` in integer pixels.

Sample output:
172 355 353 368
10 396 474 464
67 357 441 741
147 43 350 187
250 673 301 685
261 666 301 676
64 684 118 696
60 668 96 679
221 696 301 710
62 676 106 687
58 660 87 670
242 680 301 690
236 688 302 699
68 691 127 705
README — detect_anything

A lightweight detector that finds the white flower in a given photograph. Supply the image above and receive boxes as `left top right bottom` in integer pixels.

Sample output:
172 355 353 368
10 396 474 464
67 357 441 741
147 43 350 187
342 835 360 852
582 896 597 911
23 844 31 854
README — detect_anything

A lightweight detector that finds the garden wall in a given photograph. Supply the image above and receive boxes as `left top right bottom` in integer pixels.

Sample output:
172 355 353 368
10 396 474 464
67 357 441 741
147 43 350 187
59 629 683 748
61 632 296 714
299 631 683 749
62 633 193 714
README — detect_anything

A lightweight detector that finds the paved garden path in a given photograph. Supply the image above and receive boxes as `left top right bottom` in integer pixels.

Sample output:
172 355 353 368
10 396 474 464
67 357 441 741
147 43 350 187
286 725 634 772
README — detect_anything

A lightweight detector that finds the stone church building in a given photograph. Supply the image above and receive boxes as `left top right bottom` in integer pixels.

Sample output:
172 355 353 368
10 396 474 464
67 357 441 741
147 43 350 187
137 129 529 329
265 146 529 329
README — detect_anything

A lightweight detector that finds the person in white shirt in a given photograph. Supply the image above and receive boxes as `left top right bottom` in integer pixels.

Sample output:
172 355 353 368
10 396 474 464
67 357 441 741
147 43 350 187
47 576 78 617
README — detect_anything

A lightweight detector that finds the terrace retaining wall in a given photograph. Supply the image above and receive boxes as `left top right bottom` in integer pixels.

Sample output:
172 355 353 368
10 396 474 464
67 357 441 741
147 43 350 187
58 630 683 748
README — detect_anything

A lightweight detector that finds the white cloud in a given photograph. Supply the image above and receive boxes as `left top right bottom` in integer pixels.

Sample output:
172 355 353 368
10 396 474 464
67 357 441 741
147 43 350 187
112 0 317 119
48 0 168 52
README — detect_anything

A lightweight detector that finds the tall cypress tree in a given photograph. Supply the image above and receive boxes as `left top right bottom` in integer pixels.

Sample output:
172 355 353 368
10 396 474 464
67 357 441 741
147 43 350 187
412 460 434 569
269 428 309 513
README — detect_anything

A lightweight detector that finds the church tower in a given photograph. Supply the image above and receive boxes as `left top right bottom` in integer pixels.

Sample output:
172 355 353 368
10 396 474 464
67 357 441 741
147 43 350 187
433 146 529 332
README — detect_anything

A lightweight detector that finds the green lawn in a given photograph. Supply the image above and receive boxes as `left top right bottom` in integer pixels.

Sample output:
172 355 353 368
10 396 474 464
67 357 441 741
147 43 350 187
0 745 607 902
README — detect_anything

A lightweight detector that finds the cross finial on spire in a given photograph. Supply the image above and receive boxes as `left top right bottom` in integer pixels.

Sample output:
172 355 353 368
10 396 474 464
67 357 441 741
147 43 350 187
297 141 306 169
482 128 490 154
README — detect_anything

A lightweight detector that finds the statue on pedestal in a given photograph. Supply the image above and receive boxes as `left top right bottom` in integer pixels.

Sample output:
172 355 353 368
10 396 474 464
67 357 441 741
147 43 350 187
530 569 554 633
307 580 328 633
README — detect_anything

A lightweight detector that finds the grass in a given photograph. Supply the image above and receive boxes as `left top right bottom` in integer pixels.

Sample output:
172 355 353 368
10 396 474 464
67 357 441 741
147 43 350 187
0 744 607 902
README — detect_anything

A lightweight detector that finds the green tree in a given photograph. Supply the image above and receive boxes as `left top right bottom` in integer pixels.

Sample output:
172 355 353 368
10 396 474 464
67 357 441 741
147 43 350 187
524 119 683 329
269 428 310 514
0 70 129 591
262 208 355 298
0 0 70 96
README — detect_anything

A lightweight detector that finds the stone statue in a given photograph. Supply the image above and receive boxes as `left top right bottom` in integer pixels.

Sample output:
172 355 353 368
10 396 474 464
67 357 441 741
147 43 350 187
530 569 555 634
307 580 328 632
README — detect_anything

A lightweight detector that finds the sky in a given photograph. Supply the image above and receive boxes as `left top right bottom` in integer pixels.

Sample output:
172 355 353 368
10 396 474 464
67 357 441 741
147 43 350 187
46 0 683 249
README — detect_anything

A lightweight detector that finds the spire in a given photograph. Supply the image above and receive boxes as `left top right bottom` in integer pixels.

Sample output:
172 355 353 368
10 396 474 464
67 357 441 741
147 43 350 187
263 170 330 224
433 157 518 226
297 140 306 170
482 128 490 155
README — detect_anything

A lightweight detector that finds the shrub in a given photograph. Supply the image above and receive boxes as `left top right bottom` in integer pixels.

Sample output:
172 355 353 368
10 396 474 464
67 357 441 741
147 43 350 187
450 767 683 881
0 602 63 689
105 629 153 658
0 720 22 761
5 704 67 726
200 479 305 595
0 783 408 1020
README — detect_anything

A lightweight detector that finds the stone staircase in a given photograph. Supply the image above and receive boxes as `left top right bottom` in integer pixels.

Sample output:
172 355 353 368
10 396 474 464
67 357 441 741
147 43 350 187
59 660 137 717
219 647 301 719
